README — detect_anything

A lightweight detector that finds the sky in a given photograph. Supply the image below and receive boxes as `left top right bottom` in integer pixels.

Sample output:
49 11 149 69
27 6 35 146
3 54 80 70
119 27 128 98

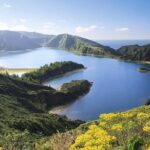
0 0 150 40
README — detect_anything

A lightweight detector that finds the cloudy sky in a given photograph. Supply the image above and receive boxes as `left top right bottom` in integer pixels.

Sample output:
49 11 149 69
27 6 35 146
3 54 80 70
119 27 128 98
0 0 150 39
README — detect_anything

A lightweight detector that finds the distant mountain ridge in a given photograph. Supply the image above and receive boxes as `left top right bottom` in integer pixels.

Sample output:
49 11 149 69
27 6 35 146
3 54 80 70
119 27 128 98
0 31 117 56
46 34 118 56
0 31 44 50
0 30 150 61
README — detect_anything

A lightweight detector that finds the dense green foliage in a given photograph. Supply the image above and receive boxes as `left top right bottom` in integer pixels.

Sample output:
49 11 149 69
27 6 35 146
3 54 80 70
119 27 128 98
60 80 92 98
118 44 150 61
22 61 84 83
0 71 92 149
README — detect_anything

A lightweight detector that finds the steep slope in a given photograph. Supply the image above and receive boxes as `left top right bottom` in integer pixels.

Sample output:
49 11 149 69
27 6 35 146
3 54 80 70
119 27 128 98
0 73 91 149
46 34 118 56
0 31 40 51
118 44 150 61
47 105 150 150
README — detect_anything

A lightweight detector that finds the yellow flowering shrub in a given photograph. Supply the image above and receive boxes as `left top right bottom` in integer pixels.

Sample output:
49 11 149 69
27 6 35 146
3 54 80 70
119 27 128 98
70 106 150 150
121 112 134 118
100 113 119 121
70 124 116 150
143 121 150 133
137 113 149 120
111 124 123 132
147 146 150 150
99 121 106 127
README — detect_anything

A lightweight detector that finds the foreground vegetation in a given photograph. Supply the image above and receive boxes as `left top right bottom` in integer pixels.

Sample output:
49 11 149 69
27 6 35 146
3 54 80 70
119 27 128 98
0 61 92 149
71 106 150 150
42 106 150 150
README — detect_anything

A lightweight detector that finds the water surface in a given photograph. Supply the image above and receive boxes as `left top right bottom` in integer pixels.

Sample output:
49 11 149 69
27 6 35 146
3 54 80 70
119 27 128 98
0 48 150 121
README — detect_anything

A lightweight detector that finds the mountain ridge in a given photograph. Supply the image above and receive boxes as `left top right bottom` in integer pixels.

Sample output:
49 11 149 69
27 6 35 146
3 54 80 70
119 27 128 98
0 30 150 61
0 30 117 56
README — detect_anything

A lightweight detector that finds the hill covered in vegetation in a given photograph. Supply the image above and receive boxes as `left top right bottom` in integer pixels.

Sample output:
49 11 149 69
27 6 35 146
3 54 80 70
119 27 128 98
118 44 150 61
0 61 92 149
46 34 118 56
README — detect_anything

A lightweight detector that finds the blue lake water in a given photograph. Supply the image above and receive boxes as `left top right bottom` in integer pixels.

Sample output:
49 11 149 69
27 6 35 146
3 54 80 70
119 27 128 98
0 47 150 121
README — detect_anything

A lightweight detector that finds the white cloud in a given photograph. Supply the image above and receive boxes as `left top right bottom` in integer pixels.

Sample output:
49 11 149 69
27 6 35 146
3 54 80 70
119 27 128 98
75 25 98 33
11 25 29 31
36 22 56 34
3 3 12 8
0 22 8 30
116 27 129 32
0 22 29 32
19 18 26 23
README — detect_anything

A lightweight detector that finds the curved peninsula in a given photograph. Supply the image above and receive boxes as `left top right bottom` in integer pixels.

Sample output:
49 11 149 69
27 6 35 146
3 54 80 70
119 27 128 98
22 61 85 83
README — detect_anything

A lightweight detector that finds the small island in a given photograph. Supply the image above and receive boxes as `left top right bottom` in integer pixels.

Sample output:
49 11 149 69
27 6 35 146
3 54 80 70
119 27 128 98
60 80 92 99
137 67 150 72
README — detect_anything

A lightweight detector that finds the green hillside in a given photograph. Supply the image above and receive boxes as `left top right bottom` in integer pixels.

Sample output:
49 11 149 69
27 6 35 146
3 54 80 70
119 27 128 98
118 44 150 61
46 34 118 56
0 61 92 149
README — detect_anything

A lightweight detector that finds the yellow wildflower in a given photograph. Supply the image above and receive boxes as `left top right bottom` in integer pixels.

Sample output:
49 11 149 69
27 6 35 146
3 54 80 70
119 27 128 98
137 113 149 120
122 112 133 118
147 146 150 150
100 113 119 121
111 124 123 132
99 121 106 127
143 121 150 133
70 124 116 150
